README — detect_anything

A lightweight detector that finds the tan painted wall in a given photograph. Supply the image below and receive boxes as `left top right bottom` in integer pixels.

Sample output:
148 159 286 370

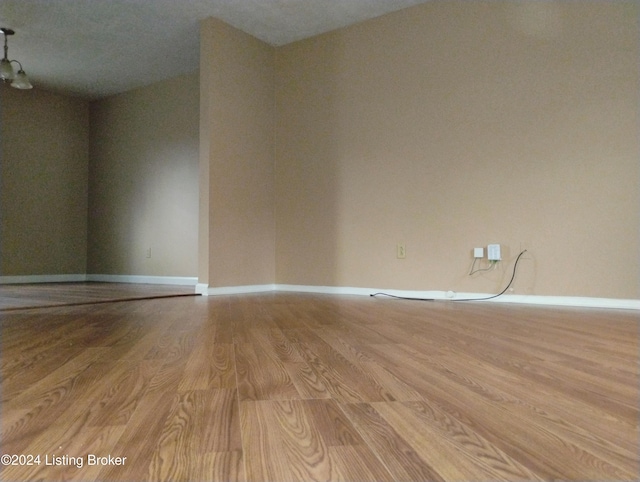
0 85 89 275
274 1 639 298
200 18 276 287
4 1 636 301
87 72 199 277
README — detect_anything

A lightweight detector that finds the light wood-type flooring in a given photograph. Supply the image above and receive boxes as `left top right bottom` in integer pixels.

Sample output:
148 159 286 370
1 287 638 481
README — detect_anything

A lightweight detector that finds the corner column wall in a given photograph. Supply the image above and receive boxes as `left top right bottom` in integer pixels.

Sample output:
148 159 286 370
198 18 276 291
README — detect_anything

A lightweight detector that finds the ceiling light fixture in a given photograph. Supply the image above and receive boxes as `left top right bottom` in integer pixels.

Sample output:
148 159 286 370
1 27 33 89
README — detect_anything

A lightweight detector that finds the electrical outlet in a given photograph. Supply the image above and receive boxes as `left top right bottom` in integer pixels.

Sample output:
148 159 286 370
487 244 501 261
474 247 484 258
396 243 406 259
146 247 152 259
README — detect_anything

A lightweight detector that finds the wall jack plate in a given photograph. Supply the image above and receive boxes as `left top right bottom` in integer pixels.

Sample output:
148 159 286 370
473 247 484 258
487 244 501 261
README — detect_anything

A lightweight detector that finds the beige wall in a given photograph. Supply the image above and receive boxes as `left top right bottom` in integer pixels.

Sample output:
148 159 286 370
88 72 199 277
2 1 637 302
0 85 89 276
274 1 639 299
200 18 276 288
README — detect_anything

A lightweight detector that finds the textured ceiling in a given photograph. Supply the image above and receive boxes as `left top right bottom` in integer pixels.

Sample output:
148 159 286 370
0 0 429 99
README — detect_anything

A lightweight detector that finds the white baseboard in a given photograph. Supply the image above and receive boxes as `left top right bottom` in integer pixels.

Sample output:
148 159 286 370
0 274 88 284
486 294 640 310
204 284 276 296
195 283 209 295
86 274 198 286
3 276 637 310
274 285 640 310
0 273 198 286
197 283 639 309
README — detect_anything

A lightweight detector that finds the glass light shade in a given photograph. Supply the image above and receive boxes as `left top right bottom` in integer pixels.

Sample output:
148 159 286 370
11 69 32 89
0 58 14 81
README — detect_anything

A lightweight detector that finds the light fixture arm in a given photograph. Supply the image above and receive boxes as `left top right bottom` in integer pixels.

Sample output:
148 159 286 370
0 27 32 89
1 27 13 61
10 59 24 70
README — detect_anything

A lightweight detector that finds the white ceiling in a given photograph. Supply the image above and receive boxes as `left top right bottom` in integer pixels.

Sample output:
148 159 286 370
0 0 429 99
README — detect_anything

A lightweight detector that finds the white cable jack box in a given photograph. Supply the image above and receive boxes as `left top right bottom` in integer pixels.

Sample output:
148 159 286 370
487 244 501 260
473 247 484 258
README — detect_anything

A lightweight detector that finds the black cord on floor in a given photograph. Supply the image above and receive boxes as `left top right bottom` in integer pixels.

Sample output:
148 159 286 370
370 250 528 303
369 292 434 301
452 249 528 302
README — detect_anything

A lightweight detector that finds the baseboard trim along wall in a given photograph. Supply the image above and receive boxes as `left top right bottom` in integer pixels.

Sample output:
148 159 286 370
1 276 637 310
0 274 89 284
0 274 198 286
201 284 640 310
204 284 277 296
86 274 198 286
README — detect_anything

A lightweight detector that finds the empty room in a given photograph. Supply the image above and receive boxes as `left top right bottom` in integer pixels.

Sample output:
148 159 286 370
1 1 638 481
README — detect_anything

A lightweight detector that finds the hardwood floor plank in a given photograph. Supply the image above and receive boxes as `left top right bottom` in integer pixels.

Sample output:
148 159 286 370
311 327 424 401
2 348 111 453
1 411 126 482
374 400 547 481
234 342 301 401
454 334 638 426
433 347 638 462
1 311 87 354
5 356 165 479
95 356 192 480
1 290 637 481
178 342 237 391
262 399 333 482
418 319 639 422
1 345 86 402
370 401 490 480
282 360 332 400
240 400 292 482
260 328 307 363
195 450 245 482
97 327 194 480
148 389 241 481
271 303 312 330
341 402 446 481
359 360 425 402
95 390 177 481
367 342 637 480
86 359 164 427
313 327 377 365
101 322 171 363
294 341 392 403
143 330 197 364
326 444 395 482
305 399 364 446
240 398 394 482
364 334 637 446
197 389 243 453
